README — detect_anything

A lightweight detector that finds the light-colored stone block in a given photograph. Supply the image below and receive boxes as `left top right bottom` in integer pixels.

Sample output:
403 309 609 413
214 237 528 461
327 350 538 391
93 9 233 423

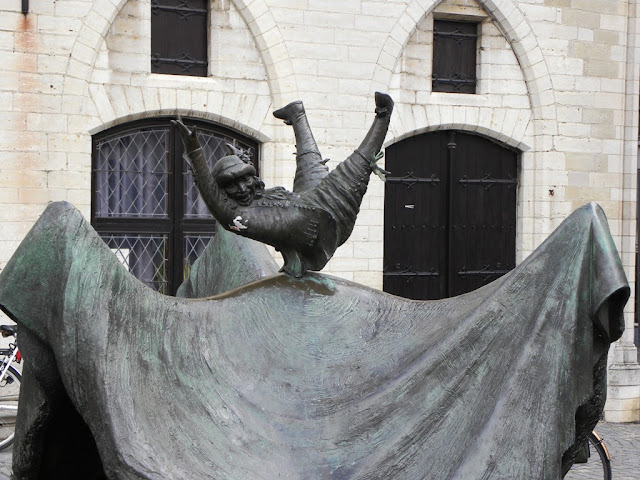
27 113 68 133
54 1 93 18
47 133 91 154
600 14 627 32
590 124 618 139
585 59 621 78
559 122 590 137
304 11 355 28
561 9 601 29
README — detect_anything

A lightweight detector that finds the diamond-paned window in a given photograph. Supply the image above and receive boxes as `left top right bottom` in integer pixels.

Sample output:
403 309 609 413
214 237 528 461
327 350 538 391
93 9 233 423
95 129 169 218
92 118 259 295
183 234 214 279
104 234 170 294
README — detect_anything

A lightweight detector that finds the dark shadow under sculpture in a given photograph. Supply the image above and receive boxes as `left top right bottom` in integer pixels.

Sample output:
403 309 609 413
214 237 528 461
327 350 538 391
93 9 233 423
0 93 630 479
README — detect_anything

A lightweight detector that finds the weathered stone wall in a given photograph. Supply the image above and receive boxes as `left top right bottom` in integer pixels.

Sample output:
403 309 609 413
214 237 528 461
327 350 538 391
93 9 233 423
0 0 638 420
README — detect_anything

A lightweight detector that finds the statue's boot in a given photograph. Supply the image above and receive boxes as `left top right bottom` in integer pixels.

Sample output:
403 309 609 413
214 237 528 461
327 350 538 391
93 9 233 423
274 101 328 193
356 91 394 160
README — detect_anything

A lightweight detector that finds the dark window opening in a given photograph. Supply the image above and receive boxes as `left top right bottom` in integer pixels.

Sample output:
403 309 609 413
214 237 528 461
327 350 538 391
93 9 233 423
151 0 208 77
432 20 478 94
92 118 259 295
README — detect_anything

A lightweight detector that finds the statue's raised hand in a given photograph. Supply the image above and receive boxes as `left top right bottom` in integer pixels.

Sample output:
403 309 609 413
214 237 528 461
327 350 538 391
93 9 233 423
171 115 200 154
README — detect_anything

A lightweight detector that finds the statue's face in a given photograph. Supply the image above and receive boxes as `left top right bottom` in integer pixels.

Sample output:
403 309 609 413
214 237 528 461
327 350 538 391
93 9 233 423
219 173 257 206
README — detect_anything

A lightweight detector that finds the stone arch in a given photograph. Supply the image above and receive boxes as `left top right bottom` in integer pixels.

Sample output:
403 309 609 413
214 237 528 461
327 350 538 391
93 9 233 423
65 0 294 110
386 102 533 153
65 0 131 83
374 0 556 139
87 108 271 144
85 80 273 143
231 0 297 102
386 122 531 153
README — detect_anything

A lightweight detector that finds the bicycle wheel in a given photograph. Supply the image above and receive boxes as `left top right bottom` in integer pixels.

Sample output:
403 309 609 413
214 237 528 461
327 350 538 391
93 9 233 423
565 431 612 480
588 431 612 480
0 364 21 450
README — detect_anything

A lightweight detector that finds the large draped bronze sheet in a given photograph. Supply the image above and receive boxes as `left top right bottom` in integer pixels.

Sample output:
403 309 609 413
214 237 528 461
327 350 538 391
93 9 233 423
0 201 628 479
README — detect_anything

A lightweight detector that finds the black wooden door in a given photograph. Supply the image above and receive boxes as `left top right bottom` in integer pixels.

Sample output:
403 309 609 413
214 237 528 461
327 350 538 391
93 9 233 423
383 131 517 300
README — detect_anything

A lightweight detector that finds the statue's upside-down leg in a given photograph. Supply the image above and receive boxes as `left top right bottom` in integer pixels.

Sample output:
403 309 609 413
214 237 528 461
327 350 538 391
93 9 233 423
273 101 329 194
304 92 394 247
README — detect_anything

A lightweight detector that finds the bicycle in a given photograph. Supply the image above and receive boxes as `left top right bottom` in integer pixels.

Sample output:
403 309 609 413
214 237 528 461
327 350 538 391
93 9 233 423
0 324 21 451
566 430 612 480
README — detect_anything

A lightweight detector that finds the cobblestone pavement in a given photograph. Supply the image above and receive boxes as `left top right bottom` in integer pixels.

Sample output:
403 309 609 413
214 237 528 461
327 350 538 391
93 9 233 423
0 447 10 480
0 422 636 479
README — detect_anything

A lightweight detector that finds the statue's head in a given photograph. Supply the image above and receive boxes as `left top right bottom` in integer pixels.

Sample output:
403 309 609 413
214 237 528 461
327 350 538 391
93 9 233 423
212 154 264 206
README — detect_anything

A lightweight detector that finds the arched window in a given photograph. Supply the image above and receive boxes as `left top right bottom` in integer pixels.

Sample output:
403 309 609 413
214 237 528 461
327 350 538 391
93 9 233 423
92 118 259 295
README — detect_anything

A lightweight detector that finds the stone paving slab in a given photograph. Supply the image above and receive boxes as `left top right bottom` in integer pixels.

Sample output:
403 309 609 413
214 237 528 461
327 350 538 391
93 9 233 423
0 447 10 480
0 422 637 479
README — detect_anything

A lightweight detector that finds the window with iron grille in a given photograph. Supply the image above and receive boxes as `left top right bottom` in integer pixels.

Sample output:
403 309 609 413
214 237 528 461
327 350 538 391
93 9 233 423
92 118 259 295
432 20 478 94
151 0 208 77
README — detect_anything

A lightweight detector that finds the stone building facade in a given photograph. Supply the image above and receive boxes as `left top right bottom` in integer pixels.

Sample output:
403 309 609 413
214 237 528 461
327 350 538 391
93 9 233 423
1 0 639 421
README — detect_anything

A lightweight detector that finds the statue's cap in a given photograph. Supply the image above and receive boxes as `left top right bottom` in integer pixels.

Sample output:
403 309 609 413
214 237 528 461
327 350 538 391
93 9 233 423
212 155 256 184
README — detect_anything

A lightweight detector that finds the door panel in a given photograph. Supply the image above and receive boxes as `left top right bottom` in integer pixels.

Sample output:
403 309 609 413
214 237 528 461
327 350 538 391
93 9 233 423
384 132 449 300
384 131 517 300
449 133 517 295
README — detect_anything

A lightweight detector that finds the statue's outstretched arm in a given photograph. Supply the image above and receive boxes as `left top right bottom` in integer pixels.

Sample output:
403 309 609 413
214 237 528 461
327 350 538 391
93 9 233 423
171 118 231 223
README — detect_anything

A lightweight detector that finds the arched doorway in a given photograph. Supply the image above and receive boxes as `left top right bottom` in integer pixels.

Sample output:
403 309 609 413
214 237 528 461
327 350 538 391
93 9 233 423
383 131 518 300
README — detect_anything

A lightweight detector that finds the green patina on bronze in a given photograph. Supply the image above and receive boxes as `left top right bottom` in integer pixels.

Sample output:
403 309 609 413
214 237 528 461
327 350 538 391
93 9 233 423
176 224 279 299
0 201 629 479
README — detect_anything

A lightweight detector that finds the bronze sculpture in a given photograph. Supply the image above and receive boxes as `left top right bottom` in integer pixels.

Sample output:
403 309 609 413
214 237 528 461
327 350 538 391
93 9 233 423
172 92 393 277
0 92 629 478
0 201 629 479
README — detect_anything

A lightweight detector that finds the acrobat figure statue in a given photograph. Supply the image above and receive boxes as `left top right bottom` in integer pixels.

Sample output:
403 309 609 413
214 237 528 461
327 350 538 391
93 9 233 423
173 92 393 277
